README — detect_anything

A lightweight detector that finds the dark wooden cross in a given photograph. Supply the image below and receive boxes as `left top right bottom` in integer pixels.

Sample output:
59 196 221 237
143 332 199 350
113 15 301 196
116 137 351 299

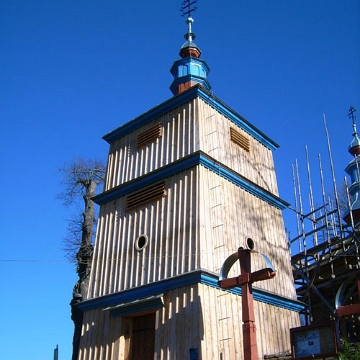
180 0 198 18
218 248 276 360
348 105 357 123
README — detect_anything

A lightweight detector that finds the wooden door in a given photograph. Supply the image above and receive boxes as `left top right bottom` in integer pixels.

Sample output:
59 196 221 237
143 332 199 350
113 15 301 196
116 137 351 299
131 313 156 360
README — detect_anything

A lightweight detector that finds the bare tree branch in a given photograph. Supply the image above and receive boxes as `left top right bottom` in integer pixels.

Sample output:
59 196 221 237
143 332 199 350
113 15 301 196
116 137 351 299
57 158 105 207
57 158 106 360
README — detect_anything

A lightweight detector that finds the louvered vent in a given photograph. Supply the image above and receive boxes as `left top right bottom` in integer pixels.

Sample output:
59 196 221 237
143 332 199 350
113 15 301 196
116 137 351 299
230 128 250 152
126 181 166 211
137 124 162 148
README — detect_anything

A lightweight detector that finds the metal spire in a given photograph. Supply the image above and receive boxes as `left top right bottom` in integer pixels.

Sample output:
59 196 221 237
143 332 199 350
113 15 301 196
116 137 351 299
170 0 211 95
180 0 198 43
348 106 360 157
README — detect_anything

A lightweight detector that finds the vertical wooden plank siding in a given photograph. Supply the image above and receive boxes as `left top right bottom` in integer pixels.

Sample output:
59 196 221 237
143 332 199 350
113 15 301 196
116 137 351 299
104 98 279 196
199 166 295 298
88 169 200 298
199 284 300 360
79 287 202 360
103 100 199 192
197 98 279 195
89 99 295 297
78 285 300 360
78 93 300 360
93 163 296 299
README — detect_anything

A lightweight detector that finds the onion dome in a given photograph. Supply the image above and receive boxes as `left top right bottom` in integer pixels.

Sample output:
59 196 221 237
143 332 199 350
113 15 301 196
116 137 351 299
170 16 211 95
348 112 360 156
179 17 201 58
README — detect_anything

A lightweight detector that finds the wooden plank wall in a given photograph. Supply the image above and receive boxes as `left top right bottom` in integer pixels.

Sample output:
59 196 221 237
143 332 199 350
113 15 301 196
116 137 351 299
199 166 296 298
78 286 202 360
104 97 279 196
88 168 200 299
198 98 279 195
78 308 124 360
89 96 294 299
199 284 300 359
90 163 295 300
104 99 199 192
80 95 299 359
156 286 201 359
78 284 300 360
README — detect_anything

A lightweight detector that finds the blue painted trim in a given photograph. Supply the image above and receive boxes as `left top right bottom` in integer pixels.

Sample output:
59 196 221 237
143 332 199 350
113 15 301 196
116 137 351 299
78 271 202 311
102 86 278 151
170 74 211 94
196 88 279 151
200 274 305 313
109 297 164 317
169 57 211 94
170 57 211 76
93 151 289 209
102 86 202 144
93 152 199 205
77 270 305 313
198 155 289 209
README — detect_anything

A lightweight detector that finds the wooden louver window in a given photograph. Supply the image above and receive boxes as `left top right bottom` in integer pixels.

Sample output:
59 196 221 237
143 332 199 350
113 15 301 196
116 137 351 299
126 181 166 211
230 128 250 152
137 124 162 149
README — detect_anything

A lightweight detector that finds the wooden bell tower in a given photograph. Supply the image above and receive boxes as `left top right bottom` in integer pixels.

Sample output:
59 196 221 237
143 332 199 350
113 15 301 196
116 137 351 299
76 3 302 359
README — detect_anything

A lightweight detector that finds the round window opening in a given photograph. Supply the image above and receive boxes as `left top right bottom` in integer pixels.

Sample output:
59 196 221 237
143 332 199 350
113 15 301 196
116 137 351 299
135 234 148 251
246 237 255 250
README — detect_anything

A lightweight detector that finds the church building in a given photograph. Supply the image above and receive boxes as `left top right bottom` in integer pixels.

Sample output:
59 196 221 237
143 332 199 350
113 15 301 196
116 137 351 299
76 5 302 360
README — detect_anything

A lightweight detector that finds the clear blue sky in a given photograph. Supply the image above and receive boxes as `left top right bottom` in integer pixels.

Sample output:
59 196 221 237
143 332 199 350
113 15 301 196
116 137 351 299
1 1 359 359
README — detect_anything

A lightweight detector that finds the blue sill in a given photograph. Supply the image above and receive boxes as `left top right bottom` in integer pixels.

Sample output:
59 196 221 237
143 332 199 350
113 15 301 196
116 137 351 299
94 151 289 209
78 270 305 313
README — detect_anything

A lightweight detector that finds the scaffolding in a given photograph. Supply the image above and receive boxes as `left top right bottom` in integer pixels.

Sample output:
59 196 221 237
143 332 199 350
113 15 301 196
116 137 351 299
288 113 360 343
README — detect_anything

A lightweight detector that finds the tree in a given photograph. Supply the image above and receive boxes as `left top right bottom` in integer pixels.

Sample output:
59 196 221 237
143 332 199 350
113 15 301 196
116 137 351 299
58 158 106 360
338 339 360 360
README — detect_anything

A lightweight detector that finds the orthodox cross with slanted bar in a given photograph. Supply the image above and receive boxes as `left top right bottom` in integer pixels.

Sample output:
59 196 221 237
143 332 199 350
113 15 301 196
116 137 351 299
180 0 198 18
348 105 357 124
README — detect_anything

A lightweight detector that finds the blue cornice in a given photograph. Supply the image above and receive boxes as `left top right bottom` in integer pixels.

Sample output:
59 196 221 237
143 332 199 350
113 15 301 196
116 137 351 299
170 74 211 95
93 151 289 209
102 86 201 144
102 85 279 151
196 88 279 151
78 271 202 311
200 273 305 313
106 294 164 318
345 156 360 174
78 270 305 313
198 155 289 209
93 152 200 205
